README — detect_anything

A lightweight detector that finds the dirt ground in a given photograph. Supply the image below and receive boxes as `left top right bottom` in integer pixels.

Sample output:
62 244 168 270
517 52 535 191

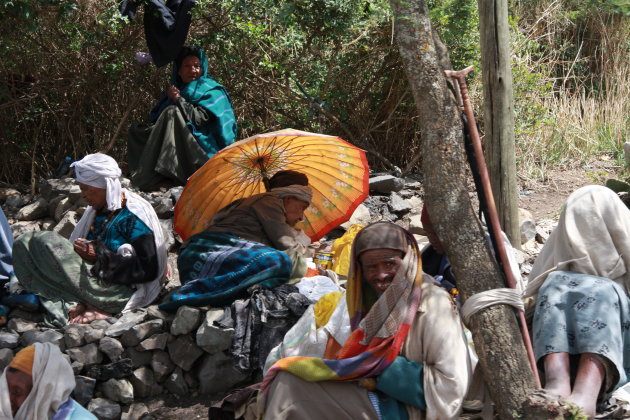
141 162 622 419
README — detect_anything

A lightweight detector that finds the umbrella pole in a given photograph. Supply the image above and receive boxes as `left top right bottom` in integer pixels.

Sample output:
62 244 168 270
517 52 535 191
256 158 271 191
444 66 541 388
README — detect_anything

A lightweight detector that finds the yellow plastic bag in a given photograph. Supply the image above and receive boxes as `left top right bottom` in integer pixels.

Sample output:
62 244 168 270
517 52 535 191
331 224 364 277
314 291 343 329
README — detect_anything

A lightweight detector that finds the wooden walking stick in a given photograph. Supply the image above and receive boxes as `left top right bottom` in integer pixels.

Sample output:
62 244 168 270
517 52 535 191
445 66 541 387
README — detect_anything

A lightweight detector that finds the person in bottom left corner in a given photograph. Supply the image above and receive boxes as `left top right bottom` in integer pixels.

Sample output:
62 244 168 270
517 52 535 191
0 343 96 419
10 153 167 326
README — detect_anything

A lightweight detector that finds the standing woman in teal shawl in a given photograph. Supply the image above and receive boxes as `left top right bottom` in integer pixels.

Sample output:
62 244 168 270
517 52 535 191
128 46 238 191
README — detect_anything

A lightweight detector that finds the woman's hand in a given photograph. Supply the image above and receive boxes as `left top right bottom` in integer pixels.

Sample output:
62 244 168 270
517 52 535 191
166 85 181 102
73 238 97 262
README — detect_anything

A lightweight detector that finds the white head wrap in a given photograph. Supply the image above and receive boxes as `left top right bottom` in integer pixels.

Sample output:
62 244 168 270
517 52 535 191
270 185 313 205
70 153 122 211
0 342 76 420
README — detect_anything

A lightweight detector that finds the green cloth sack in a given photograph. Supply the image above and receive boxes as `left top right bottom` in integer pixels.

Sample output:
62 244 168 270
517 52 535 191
376 356 427 410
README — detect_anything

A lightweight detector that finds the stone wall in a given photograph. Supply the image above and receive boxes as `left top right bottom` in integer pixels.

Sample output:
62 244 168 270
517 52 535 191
0 304 248 420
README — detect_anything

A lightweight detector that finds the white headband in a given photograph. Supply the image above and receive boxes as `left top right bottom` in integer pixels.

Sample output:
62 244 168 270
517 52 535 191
71 153 122 211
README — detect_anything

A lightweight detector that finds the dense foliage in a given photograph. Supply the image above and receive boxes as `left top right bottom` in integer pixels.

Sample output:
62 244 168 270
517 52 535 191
0 0 627 188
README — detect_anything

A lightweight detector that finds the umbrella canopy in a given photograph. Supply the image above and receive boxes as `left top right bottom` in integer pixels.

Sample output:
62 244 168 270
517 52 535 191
174 128 369 241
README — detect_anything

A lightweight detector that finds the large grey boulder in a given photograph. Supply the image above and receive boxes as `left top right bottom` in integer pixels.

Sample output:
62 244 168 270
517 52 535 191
52 210 79 238
66 343 102 365
120 319 164 347
165 367 188 396
64 324 90 348
340 203 371 229
388 192 412 214
519 208 537 245
20 329 64 347
88 398 121 420
121 403 150 420
130 366 161 398
369 175 405 194
196 309 232 354
99 337 124 362
167 335 203 371
136 332 170 351
73 376 96 405
53 196 74 222
197 352 249 395
38 178 76 201
170 306 202 336
151 350 175 383
101 378 134 404
15 197 48 221
7 318 37 333
105 310 149 338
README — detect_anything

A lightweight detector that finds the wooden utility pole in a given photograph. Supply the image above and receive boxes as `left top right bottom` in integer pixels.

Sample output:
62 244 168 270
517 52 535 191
389 0 537 417
477 0 521 249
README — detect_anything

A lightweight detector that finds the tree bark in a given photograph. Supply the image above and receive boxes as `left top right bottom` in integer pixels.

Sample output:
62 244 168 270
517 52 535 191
388 1 537 417
478 0 521 249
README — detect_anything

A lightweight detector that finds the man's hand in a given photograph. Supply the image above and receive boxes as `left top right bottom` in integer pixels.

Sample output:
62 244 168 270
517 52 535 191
166 85 180 102
357 378 377 391
73 238 96 262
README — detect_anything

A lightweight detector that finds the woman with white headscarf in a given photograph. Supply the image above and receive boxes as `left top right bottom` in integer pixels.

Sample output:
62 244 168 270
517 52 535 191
12 153 167 326
0 342 96 419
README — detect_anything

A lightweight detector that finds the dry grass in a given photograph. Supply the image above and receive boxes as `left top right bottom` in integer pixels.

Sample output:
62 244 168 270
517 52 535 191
512 0 630 180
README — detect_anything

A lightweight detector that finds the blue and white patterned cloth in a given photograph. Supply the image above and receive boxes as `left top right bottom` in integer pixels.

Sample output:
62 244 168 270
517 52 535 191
160 231 292 311
533 270 630 392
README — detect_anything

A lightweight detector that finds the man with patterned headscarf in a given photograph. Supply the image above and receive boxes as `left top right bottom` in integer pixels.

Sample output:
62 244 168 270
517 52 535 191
259 222 471 420
11 153 167 326
0 343 96 419
161 171 313 311
249 222 471 420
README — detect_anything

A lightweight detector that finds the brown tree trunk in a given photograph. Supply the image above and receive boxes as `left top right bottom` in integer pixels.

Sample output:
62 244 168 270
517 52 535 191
388 0 537 417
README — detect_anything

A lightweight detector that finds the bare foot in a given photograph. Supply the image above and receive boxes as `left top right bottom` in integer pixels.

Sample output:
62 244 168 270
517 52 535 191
76 304 111 324
566 393 595 418
67 303 87 324
67 303 111 324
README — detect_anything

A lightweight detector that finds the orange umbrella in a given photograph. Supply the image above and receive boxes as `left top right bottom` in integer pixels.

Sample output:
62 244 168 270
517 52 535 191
174 128 369 241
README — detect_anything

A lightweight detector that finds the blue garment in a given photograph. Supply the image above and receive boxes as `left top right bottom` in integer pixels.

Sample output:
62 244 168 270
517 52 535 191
0 208 13 282
160 231 292 311
86 207 153 253
52 398 97 420
149 47 237 156
377 356 426 410
533 270 630 392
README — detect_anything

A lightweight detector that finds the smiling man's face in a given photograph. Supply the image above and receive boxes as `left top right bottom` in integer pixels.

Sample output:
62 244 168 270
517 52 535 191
360 249 404 295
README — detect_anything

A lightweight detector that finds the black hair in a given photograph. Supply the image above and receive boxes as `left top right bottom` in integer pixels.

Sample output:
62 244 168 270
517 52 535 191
268 170 309 189
175 46 201 70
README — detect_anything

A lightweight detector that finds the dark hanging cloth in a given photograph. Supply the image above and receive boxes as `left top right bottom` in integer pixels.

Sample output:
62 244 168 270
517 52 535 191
217 284 311 374
119 0 196 67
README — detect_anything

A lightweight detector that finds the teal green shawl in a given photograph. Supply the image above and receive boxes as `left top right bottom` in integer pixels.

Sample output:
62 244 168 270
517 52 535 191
174 47 238 156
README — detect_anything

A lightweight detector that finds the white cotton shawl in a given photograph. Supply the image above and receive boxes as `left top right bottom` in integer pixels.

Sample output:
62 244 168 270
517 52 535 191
0 343 75 420
526 185 630 302
70 153 122 211
71 189 167 312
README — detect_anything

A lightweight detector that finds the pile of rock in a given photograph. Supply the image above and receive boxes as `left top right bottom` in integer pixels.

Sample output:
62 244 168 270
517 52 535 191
0 304 247 419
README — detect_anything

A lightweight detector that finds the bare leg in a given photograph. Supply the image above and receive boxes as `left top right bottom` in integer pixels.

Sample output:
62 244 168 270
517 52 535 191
566 353 605 418
76 303 111 324
543 352 571 398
